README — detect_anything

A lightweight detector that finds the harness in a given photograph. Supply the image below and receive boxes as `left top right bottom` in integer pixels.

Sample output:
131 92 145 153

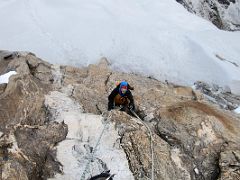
114 94 129 106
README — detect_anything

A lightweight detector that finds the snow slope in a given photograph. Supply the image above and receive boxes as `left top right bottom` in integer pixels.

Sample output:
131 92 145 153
0 0 240 93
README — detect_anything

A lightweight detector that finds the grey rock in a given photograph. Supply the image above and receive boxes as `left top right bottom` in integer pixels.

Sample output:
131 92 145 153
176 0 240 31
194 81 240 110
222 85 231 93
219 144 240 179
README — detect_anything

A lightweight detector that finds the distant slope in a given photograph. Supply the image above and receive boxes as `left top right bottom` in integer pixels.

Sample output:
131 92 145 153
0 0 240 94
176 0 240 31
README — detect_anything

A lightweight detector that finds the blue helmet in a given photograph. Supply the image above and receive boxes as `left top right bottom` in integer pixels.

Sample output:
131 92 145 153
119 81 128 96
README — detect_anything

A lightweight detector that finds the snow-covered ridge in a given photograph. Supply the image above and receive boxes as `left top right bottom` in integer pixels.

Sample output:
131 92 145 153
177 0 240 31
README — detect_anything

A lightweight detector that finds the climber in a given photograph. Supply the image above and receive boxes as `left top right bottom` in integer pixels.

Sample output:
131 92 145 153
108 81 135 112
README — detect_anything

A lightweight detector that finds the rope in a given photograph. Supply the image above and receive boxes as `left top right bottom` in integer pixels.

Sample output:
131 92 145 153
130 109 155 180
80 111 154 180
80 114 111 180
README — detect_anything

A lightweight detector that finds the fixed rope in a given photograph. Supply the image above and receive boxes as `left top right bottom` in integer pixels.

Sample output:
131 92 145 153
80 110 155 180
80 114 111 180
130 109 155 180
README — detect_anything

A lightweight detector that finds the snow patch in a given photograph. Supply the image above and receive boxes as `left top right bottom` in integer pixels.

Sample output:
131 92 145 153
0 71 17 84
234 106 240 114
194 167 199 175
45 91 134 180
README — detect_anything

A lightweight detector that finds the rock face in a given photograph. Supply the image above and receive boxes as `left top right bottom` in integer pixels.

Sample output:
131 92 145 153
194 81 240 111
176 0 240 31
0 51 67 179
0 51 240 180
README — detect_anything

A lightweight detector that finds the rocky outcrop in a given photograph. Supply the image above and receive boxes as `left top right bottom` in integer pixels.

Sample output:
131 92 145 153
176 0 240 31
0 51 67 179
194 81 240 111
0 51 240 179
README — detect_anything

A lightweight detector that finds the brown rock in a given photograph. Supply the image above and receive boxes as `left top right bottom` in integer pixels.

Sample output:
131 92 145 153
219 147 240 180
1 51 240 180
0 83 7 94
2 161 28 180
0 51 67 179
